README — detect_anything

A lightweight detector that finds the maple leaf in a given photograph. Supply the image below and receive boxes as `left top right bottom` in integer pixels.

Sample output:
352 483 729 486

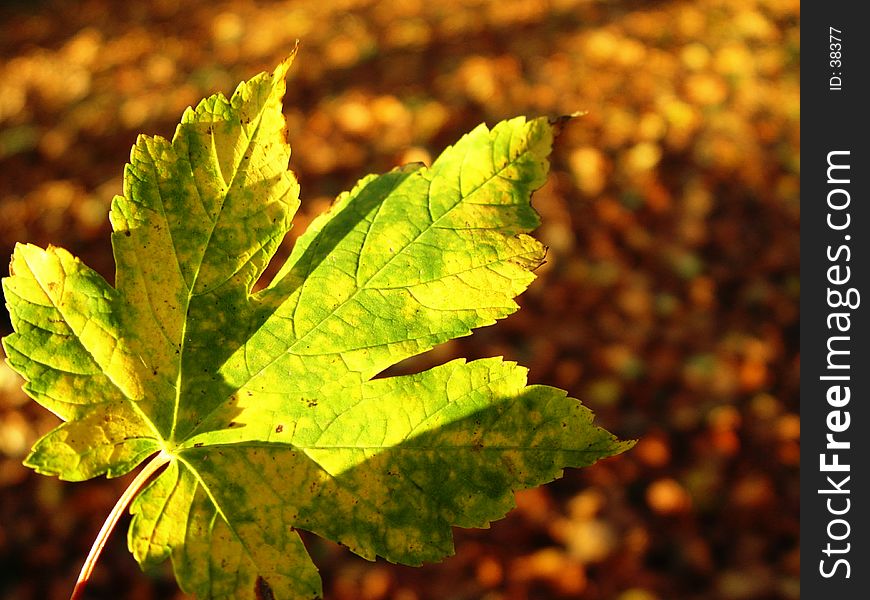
2 52 633 600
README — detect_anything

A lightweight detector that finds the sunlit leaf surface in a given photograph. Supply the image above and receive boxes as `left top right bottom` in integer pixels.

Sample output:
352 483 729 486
2 54 631 600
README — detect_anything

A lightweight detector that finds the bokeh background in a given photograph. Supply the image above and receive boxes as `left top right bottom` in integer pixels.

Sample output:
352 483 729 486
0 0 800 598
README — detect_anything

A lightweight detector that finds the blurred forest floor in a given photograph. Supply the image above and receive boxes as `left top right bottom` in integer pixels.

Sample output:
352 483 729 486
0 0 799 599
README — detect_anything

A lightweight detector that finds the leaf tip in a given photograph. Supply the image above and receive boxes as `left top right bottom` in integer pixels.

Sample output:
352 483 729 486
547 112 585 137
273 41 301 83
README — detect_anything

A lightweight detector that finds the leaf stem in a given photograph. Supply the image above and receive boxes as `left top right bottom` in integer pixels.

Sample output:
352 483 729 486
70 451 172 600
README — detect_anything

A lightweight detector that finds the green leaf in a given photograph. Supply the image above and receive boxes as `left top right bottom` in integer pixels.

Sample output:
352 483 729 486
2 53 633 600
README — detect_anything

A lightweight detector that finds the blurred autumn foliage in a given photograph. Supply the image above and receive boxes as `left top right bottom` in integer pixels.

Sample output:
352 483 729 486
0 0 799 599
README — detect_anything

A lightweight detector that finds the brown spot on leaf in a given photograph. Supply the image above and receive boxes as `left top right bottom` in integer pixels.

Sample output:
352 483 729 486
275 424 284 433
194 442 203 448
